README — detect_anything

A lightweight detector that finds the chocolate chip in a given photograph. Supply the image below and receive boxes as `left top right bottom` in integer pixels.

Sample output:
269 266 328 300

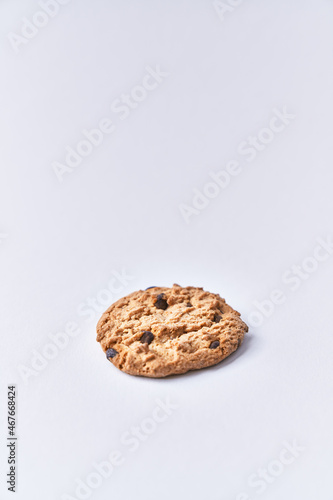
155 293 168 310
140 331 154 344
214 314 222 323
186 302 192 307
210 340 220 349
106 348 118 359
145 286 157 290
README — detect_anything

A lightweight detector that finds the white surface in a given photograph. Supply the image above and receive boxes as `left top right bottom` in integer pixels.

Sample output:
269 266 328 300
1 1 333 499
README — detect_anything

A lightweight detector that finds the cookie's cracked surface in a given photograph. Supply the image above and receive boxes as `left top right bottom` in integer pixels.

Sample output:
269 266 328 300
96 284 248 377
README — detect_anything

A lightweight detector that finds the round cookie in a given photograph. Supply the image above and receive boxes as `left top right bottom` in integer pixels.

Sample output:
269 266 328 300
96 284 248 378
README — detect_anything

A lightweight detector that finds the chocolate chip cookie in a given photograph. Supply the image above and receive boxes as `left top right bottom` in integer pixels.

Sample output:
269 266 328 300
96 284 248 377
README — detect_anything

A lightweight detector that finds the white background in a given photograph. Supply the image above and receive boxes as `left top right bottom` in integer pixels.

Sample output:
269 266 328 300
1 1 333 499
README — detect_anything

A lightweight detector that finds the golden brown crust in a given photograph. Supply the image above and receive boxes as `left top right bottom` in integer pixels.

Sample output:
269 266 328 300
96 284 248 377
